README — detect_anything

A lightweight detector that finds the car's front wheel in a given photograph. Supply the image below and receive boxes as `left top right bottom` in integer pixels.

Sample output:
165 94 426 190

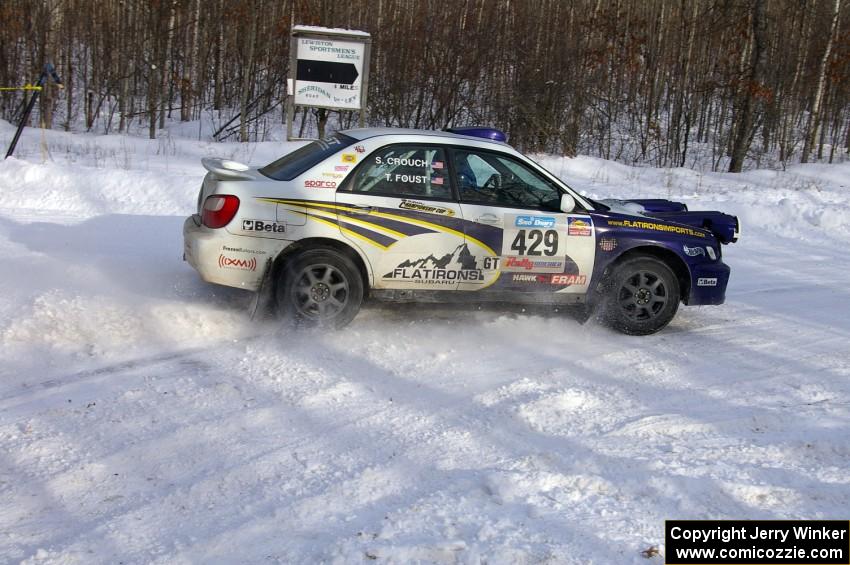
599 257 680 335
276 248 364 328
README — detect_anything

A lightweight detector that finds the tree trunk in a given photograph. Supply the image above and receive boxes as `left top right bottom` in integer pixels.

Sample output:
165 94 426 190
801 0 841 163
729 0 768 173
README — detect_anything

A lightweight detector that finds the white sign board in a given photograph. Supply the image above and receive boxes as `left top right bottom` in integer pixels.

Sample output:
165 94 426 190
294 36 366 110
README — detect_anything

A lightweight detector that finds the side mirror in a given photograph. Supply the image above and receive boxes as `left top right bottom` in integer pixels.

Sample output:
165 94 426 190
560 193 576 213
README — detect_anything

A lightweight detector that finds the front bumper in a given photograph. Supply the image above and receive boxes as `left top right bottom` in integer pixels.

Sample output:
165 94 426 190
183 215 288 291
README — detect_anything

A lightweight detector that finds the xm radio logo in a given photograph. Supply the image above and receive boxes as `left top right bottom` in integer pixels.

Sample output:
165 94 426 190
218 254 257 271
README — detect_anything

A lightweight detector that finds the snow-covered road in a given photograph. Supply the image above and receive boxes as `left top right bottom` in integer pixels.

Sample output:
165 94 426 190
1 126 848 563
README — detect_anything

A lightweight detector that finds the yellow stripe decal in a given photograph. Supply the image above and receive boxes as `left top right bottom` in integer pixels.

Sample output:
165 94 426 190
262 198 497 257
281 206 390 250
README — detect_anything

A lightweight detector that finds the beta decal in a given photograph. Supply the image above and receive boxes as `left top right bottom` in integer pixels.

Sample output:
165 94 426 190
383 244 484 285
515 215 556 228
607 218 707 238
697 277 718 286
305 179 337 188
551 274 586 285
334 165 350 172
242 219 285 233
218 254 257 271
399 200 455 216
341 153 357 163
567 216 593 236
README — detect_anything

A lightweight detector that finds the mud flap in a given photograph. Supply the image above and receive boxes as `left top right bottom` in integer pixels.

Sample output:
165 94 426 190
249 258 276 321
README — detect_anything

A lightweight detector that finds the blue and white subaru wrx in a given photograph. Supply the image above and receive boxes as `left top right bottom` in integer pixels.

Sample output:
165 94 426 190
183 127 739 334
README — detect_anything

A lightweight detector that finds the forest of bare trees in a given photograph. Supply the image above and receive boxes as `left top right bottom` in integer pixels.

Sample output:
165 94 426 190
1 0 848 171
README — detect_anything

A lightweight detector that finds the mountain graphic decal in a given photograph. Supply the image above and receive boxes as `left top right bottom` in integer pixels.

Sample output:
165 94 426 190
384 244 479 278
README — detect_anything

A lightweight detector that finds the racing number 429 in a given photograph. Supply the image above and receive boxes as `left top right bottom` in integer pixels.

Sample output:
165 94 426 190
511 229 558 256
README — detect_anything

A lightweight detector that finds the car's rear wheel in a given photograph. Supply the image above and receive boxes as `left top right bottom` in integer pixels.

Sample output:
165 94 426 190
277 248 363 328
599 257 680 335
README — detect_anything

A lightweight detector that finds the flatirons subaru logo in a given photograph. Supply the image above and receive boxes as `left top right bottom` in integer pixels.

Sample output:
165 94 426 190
515 215 556 228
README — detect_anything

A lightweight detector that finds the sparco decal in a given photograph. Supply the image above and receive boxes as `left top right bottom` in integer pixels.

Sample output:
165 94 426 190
399 200 455 216
218 254 257 271
242 219 285 233
383 244 484 285
305 179 337 188
551 274 586 285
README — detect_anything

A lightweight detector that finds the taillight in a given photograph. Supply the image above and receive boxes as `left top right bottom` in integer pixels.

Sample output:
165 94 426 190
202 195 240 228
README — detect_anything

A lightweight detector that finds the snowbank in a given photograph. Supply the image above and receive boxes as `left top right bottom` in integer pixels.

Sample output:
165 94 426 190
1 123 849 563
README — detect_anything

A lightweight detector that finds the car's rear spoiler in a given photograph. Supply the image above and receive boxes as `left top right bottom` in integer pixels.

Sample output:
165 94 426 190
201 157 255 181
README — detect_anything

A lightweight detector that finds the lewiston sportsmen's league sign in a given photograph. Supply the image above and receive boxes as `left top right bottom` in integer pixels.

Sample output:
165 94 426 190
290 26 371 111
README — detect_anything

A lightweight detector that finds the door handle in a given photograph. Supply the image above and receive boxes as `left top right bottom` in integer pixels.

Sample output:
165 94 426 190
347 205 374 215
476 213 500 224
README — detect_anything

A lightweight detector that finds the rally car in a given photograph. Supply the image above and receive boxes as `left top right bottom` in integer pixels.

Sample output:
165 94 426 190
183 127 739 334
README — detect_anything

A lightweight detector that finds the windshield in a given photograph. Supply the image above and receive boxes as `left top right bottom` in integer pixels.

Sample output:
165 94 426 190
259 133 356 181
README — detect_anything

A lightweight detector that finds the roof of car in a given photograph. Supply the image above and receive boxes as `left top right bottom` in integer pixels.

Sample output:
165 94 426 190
340 127 510 146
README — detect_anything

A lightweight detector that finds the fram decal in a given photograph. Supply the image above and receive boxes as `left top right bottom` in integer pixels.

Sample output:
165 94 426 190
551 274 586 285
697 277 718 286
567 216 592 236
341 153 357 163
305 179 337 189
218 254 257 271
515 215 556 228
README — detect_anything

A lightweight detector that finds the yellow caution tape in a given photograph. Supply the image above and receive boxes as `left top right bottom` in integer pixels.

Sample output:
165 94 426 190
0 84 43 92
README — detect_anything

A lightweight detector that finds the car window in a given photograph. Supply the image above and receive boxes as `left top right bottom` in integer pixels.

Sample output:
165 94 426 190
344 145 451 199
259 133 356 181
452 149 561 210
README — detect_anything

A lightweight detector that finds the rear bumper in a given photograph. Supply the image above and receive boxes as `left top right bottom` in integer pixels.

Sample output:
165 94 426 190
687 260 731 305
183 215 288 291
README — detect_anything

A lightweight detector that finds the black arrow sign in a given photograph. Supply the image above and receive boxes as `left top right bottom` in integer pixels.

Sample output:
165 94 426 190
296 60 359 85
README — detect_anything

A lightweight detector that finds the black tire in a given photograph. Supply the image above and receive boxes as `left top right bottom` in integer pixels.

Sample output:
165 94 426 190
276 248 364 329
598 257 680 335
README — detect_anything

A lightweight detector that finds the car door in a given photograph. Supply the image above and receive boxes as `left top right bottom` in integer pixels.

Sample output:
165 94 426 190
335 143 469 290
450 148 596 294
